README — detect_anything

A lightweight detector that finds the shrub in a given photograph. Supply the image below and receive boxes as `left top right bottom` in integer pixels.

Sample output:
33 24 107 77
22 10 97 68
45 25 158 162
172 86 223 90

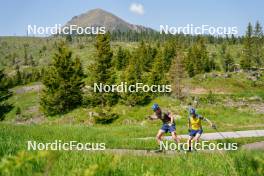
93 107 119 124
0 151 52 176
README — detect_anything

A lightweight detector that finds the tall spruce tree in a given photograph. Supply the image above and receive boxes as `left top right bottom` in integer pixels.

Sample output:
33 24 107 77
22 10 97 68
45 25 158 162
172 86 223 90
40 42 84 115
241 23 253 70
23 44 29 66
15 65 22 85
223 51 235 72
185 37 210 77
253 21 263 67
121 52 150 106
136 41 157 72
185 48 195 77
0 70 13 120
89 33 118 106
163 40 176 71
115 46 130 70
169 51 185 99
149 49 168 96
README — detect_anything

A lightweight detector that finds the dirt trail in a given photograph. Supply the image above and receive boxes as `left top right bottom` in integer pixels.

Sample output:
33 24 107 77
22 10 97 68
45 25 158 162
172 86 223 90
87 148 222 156
14 84 43 94
137 130 264 140
86 130 264 156
241 141 264 150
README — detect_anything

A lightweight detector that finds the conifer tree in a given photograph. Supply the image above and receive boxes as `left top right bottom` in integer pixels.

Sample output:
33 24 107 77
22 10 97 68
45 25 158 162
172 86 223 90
115 46 130 70
120 43 154 106
89 33 118 106
169 52 185 99
15 65 22 85
40 42 84 115
223 51 234 72
136 41 157 72
241 23 253 70
185 37 210 77
163 40 176 71
253 21 263 67
0 70 13 120
23 44 29 65
121 52 150 106
185 48 195 77
29 54 36 66
149 49 167 90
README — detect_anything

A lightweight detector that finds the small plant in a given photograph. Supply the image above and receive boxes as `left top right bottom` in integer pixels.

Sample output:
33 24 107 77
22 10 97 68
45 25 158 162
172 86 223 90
206 90 216 104
0 150 51 176
93 107 119 124
15 107 21 116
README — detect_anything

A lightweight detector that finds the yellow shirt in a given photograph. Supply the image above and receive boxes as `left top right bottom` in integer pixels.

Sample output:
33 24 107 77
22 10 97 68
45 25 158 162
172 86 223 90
190 116 202 130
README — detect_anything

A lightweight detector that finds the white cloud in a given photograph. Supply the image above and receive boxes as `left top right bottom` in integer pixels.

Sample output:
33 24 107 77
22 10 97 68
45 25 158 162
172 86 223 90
129 3 144 15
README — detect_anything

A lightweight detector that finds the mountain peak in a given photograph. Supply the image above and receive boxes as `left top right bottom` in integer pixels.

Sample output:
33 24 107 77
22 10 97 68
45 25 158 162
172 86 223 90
66 8 152 32
86 8 109 13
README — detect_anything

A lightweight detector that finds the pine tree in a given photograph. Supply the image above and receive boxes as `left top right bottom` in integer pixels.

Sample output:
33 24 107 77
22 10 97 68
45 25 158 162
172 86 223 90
223 51 234 72
23 44 28 65
121 52 150 106
89 33 118 106
253 21 263 67
115 46 130 70
241 23 253 70
29 54 36 66
184 37 210 77
15 65 22 85
163 40 176 71
40 42 84 115
136 41 157 72
120 41 157 106
230 34 237 45
185 48 195 77
169 51 185 99
149 49 168 94
0 70 13 120
66 35 73 43
197 38 210 72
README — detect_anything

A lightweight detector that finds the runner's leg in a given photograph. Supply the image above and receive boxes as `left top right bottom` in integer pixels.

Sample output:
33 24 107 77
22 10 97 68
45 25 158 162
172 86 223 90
188 136 194 151
193 133 201 150
193 133 201 143
171 131 180 143
156 129 165 145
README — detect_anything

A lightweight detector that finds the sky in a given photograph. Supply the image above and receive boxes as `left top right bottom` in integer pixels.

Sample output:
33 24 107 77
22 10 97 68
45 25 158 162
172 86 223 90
0 0 263 36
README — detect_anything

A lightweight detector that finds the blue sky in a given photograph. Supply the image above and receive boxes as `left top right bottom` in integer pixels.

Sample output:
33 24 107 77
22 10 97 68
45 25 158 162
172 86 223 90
0 0 263 36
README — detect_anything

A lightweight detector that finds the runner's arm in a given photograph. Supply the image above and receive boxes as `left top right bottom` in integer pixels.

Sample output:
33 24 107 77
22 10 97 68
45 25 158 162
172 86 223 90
168 112 174 124
201 116 216 128
148 114 158 120
188 117 191 130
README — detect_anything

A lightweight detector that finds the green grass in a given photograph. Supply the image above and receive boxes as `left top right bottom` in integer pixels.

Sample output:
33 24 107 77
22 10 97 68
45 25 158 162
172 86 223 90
0 124 263 176
3 81 264 132
0 36 140 74
5 83 41 121
188 71 264 95
11 150 260 176
1 124 264 155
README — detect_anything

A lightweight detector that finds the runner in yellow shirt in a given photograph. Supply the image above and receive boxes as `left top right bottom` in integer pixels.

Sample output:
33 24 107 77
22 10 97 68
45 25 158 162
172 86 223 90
188 108 216 151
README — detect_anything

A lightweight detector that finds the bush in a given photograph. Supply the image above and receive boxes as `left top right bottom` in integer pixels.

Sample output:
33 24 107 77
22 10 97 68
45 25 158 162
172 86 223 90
199 90 220 104
15 107 21 115
93 107 119 124
0 150 52 176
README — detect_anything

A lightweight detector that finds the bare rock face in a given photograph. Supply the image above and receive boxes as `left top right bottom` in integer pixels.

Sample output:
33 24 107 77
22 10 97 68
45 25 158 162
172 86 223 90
66 8 153 33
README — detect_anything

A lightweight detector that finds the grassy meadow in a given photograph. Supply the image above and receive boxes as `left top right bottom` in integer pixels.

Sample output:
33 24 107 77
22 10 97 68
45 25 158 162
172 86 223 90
0 36 264 176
